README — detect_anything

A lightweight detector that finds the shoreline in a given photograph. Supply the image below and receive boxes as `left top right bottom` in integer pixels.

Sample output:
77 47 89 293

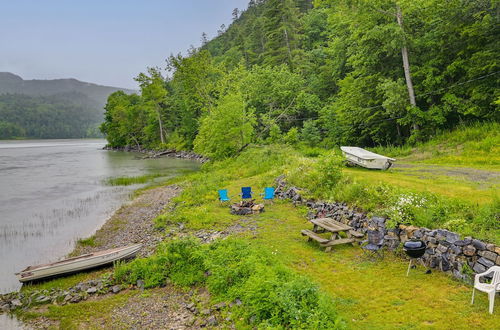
103 145 209 163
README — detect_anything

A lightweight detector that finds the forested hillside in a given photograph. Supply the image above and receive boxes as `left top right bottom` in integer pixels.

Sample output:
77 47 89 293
0 73 134 139
101 0 499 157
0 93 103 139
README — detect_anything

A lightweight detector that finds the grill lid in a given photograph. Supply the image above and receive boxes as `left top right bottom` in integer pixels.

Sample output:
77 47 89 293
403 239 426 250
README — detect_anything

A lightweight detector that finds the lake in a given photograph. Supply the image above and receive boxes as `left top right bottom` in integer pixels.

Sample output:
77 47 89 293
0 139 200 294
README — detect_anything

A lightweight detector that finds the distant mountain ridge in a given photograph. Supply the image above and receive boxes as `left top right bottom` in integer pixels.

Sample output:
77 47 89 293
0 73 135 139
0 72 135 107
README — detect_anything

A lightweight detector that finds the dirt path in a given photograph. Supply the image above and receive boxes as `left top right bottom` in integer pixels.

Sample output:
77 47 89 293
72 185 181 258
394 163 500 184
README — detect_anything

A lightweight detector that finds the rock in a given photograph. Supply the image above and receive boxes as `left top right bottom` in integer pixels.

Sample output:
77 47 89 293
486 244 496 252
111 285 122 294
473 262 486 274
186 303 195 311
436 244 448 254
482 251 498 262
213 302 227 310
440 254 451 272
36 295 51 303
137 280 145 289
463 245 476 257
11 299 22 307
0 303 10 311
454 239 471 247
86 287 98 294
426 248 435 255
449 245 462 255
496 256 500 265
444 231 459 244
64 294 72 302
477 257 495 269
472 239 486 251
235 298 242 306
201 308 211 315
206 316 218 326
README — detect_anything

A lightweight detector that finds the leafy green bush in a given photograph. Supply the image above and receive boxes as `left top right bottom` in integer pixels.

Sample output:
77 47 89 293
114 238 344 328
114 239 205 288
288 151 344 199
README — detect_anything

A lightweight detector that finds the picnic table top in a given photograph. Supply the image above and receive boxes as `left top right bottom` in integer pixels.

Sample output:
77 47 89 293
310 217 352 232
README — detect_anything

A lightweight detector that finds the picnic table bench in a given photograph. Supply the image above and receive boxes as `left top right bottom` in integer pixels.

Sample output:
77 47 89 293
301 217 363 252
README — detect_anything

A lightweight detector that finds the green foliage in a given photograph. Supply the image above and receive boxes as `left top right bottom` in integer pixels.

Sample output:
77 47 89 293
114 237 344 329
114 239 205 288
300 120 321 146
194 93 256 159
105 174 162 186
101 0 497 150
0 93 103 139
288 151 344 199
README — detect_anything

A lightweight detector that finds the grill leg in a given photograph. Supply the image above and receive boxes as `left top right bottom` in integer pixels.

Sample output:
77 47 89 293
406 259 412 276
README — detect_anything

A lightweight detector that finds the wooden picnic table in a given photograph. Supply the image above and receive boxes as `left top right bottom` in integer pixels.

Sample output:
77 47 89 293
301 217 363 252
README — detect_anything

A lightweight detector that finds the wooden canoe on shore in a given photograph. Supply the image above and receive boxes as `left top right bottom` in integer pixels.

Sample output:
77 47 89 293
15 244 142 283
341 146 395 170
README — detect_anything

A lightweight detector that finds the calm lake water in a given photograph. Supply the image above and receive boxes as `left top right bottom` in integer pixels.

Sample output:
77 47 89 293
0 139 199 294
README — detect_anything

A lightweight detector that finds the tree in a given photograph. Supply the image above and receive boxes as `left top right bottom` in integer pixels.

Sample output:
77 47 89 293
135 68 168 144
194 93 256 159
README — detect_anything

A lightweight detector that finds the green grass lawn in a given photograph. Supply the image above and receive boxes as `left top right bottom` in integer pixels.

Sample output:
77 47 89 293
202 173 499 328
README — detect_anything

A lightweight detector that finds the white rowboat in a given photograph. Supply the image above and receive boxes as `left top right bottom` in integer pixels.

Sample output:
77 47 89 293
15 244 142 282
340 146 395 170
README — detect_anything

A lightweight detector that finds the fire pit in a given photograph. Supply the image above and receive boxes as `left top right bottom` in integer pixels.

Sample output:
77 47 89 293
230 200 264 215
403 239 430 276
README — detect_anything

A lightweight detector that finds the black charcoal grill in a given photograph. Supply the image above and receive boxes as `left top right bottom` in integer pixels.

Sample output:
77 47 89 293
403 239 430 276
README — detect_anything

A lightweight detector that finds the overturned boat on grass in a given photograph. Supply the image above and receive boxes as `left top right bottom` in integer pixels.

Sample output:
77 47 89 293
16 244 142 283
341 146 395 170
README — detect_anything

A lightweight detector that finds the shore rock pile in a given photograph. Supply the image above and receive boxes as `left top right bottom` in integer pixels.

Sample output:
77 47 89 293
274 177 500 282
0 277 122 312
103 146 209 163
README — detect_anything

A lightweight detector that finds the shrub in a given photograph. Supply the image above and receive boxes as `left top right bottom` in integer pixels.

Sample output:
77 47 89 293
113 238 344 328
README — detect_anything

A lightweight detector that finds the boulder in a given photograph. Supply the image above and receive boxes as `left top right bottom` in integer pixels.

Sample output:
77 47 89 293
463 245 476 257
481 251 498 262
486 244 496 252
454 239 471 247
449 245 462 255
477 257 495 269
436 244 448 254
86 287 97 294
473 262 486 274
472 239 487 251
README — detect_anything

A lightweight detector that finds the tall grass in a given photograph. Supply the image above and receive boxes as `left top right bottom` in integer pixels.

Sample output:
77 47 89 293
371 122 500 166
105 174 163 186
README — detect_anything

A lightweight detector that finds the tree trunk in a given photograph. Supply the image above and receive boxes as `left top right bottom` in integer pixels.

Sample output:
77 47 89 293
396 5 419 131
156 106 165 144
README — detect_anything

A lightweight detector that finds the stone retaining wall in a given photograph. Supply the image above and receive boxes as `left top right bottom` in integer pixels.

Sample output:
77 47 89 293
274 177 500 282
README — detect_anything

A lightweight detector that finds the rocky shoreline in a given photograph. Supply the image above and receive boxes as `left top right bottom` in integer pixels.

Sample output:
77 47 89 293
103 145 209 163
0 181 257 328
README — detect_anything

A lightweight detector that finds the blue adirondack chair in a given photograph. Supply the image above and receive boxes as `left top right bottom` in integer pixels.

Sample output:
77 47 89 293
218 189 230 203
261 187 275 203
240 187 253 199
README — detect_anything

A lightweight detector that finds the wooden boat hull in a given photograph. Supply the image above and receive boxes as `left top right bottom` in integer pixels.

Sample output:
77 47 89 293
341 146 395 170
15 244 142 282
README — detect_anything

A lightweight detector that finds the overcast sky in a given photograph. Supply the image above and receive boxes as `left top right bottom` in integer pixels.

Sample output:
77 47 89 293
0 0 249 89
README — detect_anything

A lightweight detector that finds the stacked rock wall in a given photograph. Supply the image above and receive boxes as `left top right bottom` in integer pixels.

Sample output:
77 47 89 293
275 177 500 281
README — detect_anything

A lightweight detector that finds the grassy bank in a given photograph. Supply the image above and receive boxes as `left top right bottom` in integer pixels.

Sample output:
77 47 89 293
13 125 500 328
